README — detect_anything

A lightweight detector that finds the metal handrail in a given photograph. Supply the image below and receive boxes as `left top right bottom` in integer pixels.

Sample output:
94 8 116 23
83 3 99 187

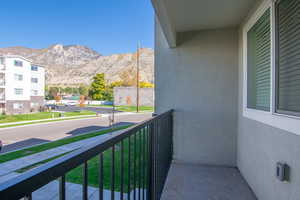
0 110 173 200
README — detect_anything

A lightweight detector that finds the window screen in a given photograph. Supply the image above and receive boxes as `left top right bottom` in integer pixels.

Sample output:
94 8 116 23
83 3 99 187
247 9 271 111
276 0 300 116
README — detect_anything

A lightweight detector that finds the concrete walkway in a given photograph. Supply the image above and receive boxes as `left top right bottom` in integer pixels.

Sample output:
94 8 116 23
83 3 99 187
32 181 146 200
32 181 123 200
161 162 257 200
0 129 126 181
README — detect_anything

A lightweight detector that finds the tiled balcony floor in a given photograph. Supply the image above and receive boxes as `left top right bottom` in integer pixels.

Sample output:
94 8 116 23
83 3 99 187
161 162 257 200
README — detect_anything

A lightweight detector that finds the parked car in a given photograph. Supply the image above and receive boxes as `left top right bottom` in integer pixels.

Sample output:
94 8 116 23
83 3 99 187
65 102 77 106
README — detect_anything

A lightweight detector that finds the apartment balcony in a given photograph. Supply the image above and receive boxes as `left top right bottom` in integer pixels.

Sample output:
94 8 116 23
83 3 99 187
0 81 5 88
0 110 256 200
0 64 5 72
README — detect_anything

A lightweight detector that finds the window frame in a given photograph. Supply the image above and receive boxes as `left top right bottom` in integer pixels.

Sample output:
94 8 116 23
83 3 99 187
31 89 38 96
242 0 300 136
14 60 23 67
31 77 38 83
14 88 23 95
13 103 23 109
31 65 38 71
274 0 300 117
14 74 23 81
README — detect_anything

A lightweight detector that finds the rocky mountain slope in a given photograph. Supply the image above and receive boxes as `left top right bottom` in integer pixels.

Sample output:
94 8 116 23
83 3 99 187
0 44 154 86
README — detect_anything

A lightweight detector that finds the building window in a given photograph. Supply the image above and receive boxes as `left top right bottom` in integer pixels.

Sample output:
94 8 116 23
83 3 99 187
243 1 300 136
13 103 23 109
14 88 23 95
31 77 38 83
247 9 271 111
14 60 23 67
0 58 4 65
14 74 23 81
275 0 300 116
31 102 39 108
31 90 38 96
31 65 38 71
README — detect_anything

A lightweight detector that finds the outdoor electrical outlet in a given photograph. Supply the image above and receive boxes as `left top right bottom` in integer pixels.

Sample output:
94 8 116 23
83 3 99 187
276 162 290 182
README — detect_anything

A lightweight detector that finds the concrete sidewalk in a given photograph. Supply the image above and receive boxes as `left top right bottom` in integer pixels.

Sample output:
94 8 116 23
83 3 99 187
0 128 126 181
0 114 98 127
32 181 145 200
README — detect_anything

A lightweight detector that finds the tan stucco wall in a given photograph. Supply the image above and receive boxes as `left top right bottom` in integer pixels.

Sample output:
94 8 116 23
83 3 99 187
155 19 239 166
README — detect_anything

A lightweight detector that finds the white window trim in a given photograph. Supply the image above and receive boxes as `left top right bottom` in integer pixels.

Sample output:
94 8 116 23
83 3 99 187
242 0 300 136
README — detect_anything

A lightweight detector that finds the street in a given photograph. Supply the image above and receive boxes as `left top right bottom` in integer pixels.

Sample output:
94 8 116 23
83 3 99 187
0 113 151 153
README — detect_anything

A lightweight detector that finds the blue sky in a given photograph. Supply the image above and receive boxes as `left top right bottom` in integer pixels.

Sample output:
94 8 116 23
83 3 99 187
0 0 154 55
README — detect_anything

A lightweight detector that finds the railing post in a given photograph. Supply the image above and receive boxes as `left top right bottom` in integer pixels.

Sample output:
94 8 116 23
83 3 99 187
147 122 155 200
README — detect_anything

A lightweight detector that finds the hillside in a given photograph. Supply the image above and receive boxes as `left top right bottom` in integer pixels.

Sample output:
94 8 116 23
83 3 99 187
0 44 154 86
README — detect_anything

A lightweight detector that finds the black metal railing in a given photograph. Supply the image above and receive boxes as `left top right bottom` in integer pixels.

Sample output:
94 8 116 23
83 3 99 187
0 110 173 200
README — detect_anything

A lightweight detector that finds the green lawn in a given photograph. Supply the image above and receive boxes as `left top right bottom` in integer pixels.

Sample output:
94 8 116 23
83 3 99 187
13 127 149 193
0 110 96 124
66 131 148 192
0 125 131 163
88 105 154 112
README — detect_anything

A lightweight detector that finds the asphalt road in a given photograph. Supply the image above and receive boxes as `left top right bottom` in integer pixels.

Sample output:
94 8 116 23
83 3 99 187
0 113 151 153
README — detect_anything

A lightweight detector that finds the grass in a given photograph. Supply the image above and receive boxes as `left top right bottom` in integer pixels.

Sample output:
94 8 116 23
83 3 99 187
0 110 96 124
14 127 149 193
88 105 154 112
0 125 131 163
65 131 148 192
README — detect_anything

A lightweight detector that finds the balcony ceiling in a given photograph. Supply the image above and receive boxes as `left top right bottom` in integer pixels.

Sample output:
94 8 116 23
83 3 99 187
164 0 257 32
152 0 259 47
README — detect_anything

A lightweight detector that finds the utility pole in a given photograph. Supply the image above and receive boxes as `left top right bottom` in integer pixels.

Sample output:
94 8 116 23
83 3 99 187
136 43 140 113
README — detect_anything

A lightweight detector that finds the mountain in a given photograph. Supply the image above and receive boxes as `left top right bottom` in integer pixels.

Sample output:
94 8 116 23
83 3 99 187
0 44 154 86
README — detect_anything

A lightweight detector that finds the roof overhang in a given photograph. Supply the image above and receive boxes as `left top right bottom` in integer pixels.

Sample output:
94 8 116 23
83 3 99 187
151 0 259 47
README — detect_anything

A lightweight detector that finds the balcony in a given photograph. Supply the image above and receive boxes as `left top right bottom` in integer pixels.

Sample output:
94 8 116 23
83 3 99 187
0 81 5 87
0 110 257 200
0 64 5 72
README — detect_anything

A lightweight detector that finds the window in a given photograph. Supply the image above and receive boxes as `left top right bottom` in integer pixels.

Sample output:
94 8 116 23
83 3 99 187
14 88 23 95
31 90 38 96
31 102 39 108
14 60 23 67
0 58 4 65
13 103 23 109
31 65 38 71
247 9 271 111
275 0 300 116
31 77 38 83
243 0 300 136
14 74 23 81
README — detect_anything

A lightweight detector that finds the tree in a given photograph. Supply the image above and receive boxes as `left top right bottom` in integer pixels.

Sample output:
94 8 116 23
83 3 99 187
89 73 106 100
79 84 89 97
65 87 73 94
139 82 154 88
49 87 59 99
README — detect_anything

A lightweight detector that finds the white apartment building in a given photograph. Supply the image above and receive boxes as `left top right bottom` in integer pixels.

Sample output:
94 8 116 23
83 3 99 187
0 55 45 114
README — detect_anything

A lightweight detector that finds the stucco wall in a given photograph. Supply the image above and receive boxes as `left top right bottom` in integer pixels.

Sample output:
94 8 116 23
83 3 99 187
6 100 31 115
155 19 238 166
236 1 300 198
114 87 154 106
